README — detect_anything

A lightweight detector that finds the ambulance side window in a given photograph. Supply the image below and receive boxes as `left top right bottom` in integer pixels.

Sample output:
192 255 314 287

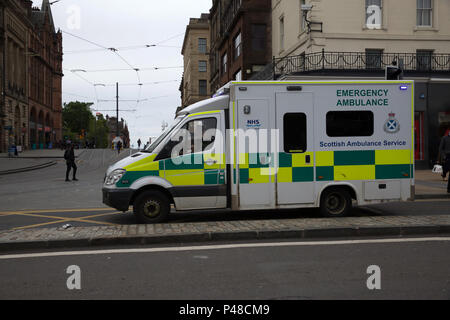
186 117 217 153
326 111 374 137
284 113 307 153
155 117 217 161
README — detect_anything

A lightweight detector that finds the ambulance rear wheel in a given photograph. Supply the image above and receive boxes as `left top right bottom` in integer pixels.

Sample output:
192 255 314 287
320 188 352 217
133 190 170 223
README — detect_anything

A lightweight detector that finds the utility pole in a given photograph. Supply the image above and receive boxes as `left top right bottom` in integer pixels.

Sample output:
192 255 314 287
1 6 7 153
116 82 119 137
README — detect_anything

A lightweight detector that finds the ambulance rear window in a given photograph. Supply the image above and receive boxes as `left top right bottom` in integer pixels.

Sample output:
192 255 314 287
326 111 374 137
284 113 307 153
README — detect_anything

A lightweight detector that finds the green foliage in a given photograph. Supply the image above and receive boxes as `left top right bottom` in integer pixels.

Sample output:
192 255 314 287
62 101 109 148
63 101 94 134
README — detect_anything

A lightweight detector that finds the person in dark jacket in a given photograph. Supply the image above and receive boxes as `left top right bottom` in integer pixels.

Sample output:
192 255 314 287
438 129 450 192
64 144 78 182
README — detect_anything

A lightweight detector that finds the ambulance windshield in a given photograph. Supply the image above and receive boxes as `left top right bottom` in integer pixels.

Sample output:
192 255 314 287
143 116 184 153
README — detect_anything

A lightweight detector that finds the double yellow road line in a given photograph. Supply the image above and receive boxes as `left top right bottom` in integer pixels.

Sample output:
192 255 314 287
0 208 121 230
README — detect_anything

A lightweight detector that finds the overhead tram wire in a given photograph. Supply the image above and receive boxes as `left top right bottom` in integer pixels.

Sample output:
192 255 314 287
62 31 143 130
64 68 94 86
66 66 183 73
63 32 185 54
65 44 181 54
62 31 184 137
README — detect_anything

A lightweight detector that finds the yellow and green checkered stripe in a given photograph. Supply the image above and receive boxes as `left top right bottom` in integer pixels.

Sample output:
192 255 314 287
238 153 275 184
238 152 314 184
116 149 412 188
316 150 412 181
117 154 226 188
238 150 412 184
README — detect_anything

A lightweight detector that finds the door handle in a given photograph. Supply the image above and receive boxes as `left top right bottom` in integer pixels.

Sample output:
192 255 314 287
205 159 217 166
305 155 311 164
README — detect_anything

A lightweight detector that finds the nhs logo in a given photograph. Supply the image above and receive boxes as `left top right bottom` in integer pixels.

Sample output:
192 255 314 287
246 120 261 128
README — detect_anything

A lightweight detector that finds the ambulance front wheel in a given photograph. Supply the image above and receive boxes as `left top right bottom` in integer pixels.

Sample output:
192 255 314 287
319 188 352 217
133 190 170 223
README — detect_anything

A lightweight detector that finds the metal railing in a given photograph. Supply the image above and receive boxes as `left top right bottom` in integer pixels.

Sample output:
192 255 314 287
268 50 450 79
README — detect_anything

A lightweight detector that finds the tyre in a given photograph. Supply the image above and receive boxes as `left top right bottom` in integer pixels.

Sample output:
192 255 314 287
319 188 352 217
133 190 170 223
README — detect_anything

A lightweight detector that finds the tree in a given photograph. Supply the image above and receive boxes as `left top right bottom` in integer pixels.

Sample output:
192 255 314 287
88 114 109 148
63 101 94 135
63 101 109 148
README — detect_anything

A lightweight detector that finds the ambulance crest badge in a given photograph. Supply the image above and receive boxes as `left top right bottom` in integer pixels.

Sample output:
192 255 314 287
384 113 400 133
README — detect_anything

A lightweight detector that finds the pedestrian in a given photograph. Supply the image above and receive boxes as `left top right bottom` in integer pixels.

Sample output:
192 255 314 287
64 144 78 182
438 128 450 193
117 140 122 154
137 138 141 150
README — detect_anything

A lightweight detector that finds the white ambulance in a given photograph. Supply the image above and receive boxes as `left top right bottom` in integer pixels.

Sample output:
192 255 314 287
103 81 414 223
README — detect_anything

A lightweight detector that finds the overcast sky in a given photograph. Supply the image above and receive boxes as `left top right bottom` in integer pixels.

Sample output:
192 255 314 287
31 0 212 147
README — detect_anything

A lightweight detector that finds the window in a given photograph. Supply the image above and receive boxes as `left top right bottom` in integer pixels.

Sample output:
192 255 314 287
156 117 217 160
284 113 307 153
417 50 433 71
199 60 207 72
222 53 227 74
234 69 242 81
365 49 383 69
186 117 217 152
326 111 374 137
300 0 307 32
251 24 266 51
279 16 285 51
198 38 207 54
233 32 241 60
199 80 207 96
417 0 432 26
365 0 382 29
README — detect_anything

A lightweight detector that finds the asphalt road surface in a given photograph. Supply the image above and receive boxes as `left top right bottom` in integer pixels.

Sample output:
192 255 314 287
0 149 130 211
0 237 449 299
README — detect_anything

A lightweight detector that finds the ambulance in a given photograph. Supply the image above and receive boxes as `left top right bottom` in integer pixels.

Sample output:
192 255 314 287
102 81 414 223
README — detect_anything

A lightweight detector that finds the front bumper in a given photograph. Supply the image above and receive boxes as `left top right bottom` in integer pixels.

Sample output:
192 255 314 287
102 187 133 212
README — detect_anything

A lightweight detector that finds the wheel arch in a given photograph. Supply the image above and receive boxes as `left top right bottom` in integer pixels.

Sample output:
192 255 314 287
317 183 358 204
130 185 175 207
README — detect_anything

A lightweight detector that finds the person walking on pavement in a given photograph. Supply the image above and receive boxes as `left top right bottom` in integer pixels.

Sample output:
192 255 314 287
64 144 78 182
438 128 450 193
137 138 141 150
117 140 122 154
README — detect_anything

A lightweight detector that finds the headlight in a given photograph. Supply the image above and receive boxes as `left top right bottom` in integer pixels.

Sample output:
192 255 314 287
105 169 126 186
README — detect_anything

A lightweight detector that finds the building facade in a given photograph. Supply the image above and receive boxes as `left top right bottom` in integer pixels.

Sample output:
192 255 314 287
0 0 62 153
180 14 210 110
209 0 272 93
106 116 130 149
254 0 450 168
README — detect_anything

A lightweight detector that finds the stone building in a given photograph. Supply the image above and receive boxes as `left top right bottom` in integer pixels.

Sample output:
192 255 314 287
180 13 210 110
209 0 272 93
106 116 130 149
253 0 450 168
0 0 62 152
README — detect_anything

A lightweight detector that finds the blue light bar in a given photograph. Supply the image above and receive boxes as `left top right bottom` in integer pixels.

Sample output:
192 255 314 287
212 88 230 98
399 85 408 91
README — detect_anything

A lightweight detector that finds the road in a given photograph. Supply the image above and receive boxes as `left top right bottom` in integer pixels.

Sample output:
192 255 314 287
0 237 449 299
0 149 130 211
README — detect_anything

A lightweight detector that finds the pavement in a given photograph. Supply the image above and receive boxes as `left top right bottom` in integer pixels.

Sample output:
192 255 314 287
0 148 85 175
0 148 449 252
